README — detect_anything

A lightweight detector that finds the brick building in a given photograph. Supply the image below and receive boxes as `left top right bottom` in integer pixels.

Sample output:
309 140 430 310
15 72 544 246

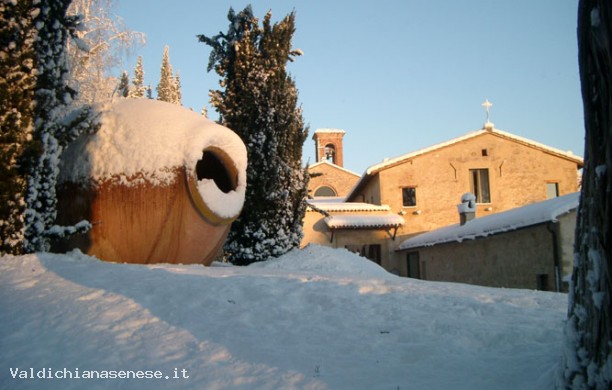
303 122 583 275
397 192 579 291
308 129 360 198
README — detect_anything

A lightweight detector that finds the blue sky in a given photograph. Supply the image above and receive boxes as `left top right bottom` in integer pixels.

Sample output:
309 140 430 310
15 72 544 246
115 0 583 174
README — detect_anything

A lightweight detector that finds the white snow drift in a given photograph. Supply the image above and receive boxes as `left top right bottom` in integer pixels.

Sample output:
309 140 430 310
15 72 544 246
0 245 568 389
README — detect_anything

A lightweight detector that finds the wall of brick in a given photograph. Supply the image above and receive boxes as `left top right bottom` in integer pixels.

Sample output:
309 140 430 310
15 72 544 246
360 132 581 241
401 219 574 291
308 163 359 198
313 131 345 166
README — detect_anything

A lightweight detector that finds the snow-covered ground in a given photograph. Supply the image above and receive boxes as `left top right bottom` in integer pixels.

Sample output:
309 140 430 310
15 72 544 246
1 245 567 389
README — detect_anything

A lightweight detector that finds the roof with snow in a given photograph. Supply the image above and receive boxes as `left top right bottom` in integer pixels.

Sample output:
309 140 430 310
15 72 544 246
398 192 580 250
307 198 404 231
308 196 346 203
313 128 345 134
347 126 584 202
325 214 405 229
307 199 391 213
367 127 583 175
308 160 360 177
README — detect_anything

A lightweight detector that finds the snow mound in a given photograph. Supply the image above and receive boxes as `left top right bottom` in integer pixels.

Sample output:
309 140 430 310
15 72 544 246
0 250 567 389
249 244 395 279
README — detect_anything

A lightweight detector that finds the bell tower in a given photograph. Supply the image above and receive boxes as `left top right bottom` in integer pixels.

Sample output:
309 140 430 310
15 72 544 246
312 128 345 167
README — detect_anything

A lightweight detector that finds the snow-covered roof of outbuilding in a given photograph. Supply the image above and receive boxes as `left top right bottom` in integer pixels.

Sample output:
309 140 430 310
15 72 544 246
308 196 346 203
307 199 391 212
398 192 580 250
325 214 405 229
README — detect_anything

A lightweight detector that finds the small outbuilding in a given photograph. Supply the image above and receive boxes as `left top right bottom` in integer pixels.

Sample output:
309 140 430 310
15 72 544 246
396 192 580 291
304 198 405 266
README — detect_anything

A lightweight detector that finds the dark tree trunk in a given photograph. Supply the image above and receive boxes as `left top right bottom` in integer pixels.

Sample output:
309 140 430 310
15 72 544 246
562 0 612 388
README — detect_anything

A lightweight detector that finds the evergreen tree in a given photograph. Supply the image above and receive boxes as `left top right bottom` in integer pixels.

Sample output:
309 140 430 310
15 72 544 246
156 45 176 103
0 0 37 254
117 70 130 97
128 55 145 98
198 6 309 265
18 0 95 252
173 71 182 105
561 0 612 387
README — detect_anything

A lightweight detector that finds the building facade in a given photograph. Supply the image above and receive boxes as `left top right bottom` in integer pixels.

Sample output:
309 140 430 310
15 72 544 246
396 193 579 291
308 161 360 198
303 200 404 266
303 123 583 277
308 129 360 198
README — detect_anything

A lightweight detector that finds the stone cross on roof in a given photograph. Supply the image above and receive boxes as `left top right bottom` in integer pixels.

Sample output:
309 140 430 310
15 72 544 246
481 99 493 122
481 99 494 130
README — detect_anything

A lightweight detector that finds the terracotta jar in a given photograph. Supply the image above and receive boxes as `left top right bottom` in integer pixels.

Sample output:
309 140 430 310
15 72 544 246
54 99 247 265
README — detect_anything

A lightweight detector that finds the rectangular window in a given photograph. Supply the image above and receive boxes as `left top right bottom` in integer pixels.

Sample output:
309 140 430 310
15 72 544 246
469 169 491 203
402 187 417 207
546 182 559 199
407 251 420 279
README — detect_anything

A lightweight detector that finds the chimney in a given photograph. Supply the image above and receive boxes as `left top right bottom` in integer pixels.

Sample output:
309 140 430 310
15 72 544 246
458 193 476 225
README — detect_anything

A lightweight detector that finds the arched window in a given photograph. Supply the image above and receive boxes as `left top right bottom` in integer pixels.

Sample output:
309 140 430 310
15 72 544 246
324 143 336 164
314 185 337 197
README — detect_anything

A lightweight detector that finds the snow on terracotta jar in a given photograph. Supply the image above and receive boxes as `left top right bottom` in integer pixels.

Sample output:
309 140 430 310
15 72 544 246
54 99 247 265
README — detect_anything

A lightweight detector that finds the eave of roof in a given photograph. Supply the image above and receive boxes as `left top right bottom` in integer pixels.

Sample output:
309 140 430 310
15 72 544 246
308 160 360 177
324 214 405 229
306 199 391 212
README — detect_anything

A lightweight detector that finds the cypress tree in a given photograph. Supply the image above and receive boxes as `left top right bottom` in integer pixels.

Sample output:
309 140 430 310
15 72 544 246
198 6 309 265
173 71 182 106
22 0 95 252
156 45 175 103
1 0 96 254
129 55 145 98
0 0 37 254
117 70 130 97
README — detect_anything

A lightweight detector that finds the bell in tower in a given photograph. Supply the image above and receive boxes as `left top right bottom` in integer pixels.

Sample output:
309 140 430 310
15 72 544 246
312 129 345 167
